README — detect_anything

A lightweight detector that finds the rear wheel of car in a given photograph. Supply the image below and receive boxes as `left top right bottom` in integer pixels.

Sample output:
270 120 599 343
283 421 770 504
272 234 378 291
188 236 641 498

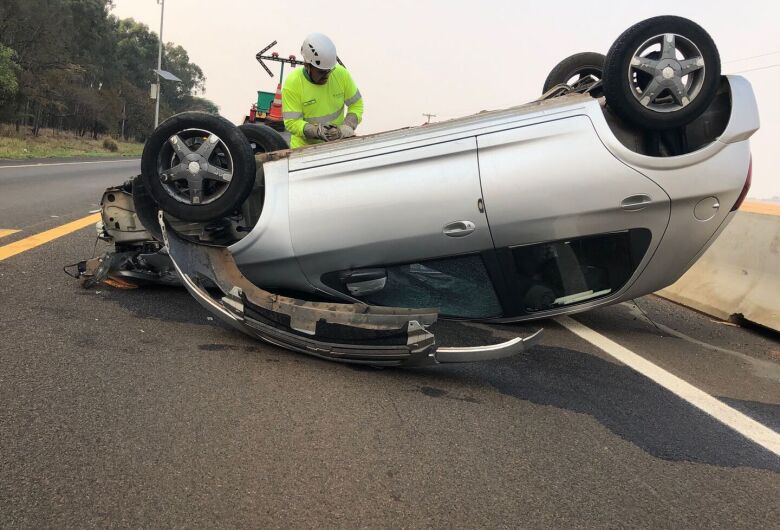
238 123 289 155
140 112 256 222
602 16 721 130
543 52 606 97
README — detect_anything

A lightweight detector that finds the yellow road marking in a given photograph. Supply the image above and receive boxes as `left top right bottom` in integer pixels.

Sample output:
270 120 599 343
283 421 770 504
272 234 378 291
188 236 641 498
0 213 100 262
0 229 20 239
740 200 780 216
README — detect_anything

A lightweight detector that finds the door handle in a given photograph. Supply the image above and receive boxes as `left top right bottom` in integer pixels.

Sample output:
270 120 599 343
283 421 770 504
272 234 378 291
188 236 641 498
443 220 476 237
621 194 653 211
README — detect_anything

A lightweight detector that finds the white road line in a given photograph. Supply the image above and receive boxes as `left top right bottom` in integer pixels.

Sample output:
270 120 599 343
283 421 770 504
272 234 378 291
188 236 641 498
556 315 780 457
0 159 138 170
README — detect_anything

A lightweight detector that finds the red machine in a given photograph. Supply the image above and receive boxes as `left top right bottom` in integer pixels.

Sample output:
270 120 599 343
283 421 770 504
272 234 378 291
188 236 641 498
243 41 305 131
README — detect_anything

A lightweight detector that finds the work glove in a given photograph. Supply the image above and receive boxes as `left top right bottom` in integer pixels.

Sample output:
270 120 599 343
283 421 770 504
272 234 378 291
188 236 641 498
304 120 356 142
320 124 355 141
337 124 355 138
323 125 343 141
326 113 359 141
303 123 330 141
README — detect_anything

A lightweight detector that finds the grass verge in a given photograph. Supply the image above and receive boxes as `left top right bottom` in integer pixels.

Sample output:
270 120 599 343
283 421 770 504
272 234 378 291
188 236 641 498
0 127 143 159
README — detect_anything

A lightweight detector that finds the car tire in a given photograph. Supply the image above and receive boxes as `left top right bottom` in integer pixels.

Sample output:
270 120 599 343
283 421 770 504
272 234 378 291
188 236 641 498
602 16 721 130
543 52 606 97
238 123 289 155
140 112 256 222
130 175 164 241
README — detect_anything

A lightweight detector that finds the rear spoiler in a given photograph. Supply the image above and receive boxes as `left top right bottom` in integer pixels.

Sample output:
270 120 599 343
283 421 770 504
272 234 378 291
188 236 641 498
718 75 760 144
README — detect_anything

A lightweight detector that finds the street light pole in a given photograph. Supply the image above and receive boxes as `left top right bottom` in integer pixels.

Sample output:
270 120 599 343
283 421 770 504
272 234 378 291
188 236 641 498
154 0 165 127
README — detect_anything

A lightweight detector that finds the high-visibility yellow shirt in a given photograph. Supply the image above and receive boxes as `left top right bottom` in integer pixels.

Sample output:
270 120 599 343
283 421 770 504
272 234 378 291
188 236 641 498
282 65 364 149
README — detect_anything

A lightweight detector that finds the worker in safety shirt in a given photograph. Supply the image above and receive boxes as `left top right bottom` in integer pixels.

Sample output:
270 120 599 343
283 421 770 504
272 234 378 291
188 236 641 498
282 33 363 149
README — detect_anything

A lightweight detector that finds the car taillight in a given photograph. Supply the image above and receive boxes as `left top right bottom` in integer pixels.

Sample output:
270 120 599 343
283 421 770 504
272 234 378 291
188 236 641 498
731 156 752 212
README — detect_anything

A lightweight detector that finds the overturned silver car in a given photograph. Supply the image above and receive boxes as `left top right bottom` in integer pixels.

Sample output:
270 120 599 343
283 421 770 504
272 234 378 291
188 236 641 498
73 16 758 366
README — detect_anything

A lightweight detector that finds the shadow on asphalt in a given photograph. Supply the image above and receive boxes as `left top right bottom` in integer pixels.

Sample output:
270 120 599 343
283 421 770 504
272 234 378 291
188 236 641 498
98 285 779 473
85 285 229 327
402 344 780 474
720 397 780 433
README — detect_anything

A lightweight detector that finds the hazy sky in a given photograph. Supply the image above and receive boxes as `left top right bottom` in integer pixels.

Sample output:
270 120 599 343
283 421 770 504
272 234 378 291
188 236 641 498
112 0 779 198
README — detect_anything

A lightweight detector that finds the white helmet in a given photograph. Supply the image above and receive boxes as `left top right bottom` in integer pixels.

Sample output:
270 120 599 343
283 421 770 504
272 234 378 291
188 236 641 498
301 33 337 71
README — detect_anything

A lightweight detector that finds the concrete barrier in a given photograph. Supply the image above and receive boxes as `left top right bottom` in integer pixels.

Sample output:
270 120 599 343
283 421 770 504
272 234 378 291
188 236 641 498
658 201 780 332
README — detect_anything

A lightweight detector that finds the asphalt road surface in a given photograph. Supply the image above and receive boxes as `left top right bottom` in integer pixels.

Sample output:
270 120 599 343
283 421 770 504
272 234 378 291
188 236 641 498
0 159 778 528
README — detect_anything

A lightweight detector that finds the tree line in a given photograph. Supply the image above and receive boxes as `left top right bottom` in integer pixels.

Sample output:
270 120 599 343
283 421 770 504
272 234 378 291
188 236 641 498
0 0 218 141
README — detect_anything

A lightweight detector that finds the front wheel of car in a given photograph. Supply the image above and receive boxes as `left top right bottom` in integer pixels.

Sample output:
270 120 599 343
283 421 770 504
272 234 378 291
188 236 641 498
238 123 289 155
602 15 721 130
140 112 256 222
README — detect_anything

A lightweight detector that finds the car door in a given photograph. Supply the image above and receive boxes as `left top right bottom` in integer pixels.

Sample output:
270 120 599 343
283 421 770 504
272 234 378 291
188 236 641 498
477 115 671 316
288 137 497 310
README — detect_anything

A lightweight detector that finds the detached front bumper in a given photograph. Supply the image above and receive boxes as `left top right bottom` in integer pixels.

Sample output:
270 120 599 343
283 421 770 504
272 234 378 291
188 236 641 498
160 214 542 367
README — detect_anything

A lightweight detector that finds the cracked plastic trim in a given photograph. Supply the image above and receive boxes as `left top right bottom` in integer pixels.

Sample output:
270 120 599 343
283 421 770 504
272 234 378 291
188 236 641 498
160 214 541 366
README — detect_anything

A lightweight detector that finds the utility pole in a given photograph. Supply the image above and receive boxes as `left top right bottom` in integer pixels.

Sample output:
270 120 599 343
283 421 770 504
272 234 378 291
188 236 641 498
154 0 165 127
422 113 436 124
121 101 126 140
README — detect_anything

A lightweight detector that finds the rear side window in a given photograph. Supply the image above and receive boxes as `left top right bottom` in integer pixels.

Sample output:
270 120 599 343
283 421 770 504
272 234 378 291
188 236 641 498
510 229 651 313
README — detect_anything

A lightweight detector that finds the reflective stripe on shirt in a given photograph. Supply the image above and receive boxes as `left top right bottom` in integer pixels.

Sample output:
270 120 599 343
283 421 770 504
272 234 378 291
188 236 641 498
344 90 362 106
305 109 344 125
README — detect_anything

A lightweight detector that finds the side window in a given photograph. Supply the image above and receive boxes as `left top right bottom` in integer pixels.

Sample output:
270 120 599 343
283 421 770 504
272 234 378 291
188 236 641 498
330 255 503 319
510 229 651 313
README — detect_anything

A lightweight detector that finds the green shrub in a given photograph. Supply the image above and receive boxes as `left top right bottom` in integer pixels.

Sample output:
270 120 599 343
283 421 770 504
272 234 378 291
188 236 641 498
102 137 118 152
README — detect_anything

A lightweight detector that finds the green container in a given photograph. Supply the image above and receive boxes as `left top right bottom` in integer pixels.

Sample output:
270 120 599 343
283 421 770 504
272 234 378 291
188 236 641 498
257 91 275 112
